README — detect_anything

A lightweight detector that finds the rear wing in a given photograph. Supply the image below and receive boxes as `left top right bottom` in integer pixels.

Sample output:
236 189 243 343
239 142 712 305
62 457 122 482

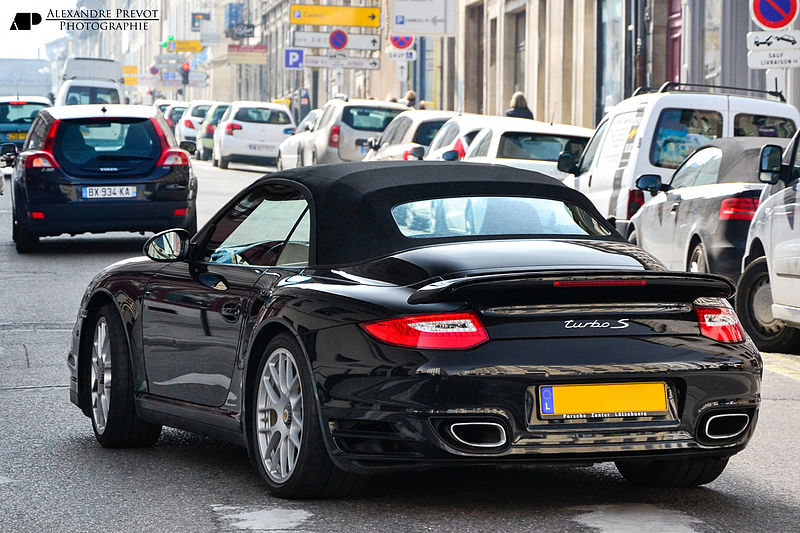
407 270 735 305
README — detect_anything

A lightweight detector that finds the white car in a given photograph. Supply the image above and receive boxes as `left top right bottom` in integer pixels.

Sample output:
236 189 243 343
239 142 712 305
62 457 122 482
213 101 296 169
362 110 456 161
175 100 216 144
462 117 592 179
153 99 182 115
277 109 319 170
424 113 486 161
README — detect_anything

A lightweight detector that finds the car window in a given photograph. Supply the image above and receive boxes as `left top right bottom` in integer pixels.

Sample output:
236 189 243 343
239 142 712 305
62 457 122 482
169 107 186 121
24 116 48 150
65 86 120 105
650 108 723 169
463 129 481 146
430 122 455 150
191 105 211 118
296 110 318 132
412 120 447 146
693 148 723 186
497 133 588 162
734 113 795 138
276 208 311 268
203 186 308 267
670 147 721 188
234 107 291 124
341 106 403 132
594 112 639 182
578 119 608 174
391 196 610 238
212 105 229 123
470 130 492 157
220 107 232 121
380 116 406 145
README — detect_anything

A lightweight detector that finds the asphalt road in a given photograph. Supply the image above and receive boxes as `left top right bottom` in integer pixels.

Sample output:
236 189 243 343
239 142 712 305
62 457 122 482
1 161 799 532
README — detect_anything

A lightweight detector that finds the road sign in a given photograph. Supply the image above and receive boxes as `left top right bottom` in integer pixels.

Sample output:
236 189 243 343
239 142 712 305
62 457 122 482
284 48 304 69
292 31 380 50
397 61 408 81
747 48 800 68
188 71 207 81
150 66 159 75
330 30 348 50
750 0 798 30
187 80 208 88
232 23 255 40
747 30 800 50
171 40 203 52
155 54 181 62
387 49 417 61
228 44 267 64
290 4 380 27
161 71 179 81
122 65 138 75
390 35 414 49
390 0 456 35
303 55 381 70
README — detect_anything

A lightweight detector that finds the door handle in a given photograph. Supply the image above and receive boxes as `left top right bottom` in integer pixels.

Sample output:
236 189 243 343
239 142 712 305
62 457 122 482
221 302 241 322
670 202 681 213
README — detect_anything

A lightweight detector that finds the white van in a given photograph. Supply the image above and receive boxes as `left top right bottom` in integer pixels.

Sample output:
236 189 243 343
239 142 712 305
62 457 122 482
56 57 124 106
558 84 800 237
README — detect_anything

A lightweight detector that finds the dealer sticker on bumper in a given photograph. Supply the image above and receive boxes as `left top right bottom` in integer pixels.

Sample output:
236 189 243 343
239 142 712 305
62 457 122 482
539 382 668 419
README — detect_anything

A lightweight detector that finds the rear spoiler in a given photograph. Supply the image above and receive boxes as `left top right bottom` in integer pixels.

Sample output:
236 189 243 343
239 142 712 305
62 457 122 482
407 270 735 305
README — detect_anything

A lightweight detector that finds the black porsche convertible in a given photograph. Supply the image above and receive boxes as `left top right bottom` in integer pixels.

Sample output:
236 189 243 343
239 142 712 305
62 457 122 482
68 162 761 498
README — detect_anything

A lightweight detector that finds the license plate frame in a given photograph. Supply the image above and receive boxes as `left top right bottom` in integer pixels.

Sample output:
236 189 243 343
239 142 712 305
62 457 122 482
81 186 138 199
538 382 669 420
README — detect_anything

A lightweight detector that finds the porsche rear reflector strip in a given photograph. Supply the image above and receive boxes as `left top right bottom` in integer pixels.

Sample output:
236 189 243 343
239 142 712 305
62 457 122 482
554 279 647 287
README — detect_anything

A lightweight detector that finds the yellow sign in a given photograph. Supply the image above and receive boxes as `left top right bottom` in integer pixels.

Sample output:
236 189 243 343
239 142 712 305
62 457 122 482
122 65 138 75
289 4 380 27
174 40 203 52
123 76 138 85
273 98 291 106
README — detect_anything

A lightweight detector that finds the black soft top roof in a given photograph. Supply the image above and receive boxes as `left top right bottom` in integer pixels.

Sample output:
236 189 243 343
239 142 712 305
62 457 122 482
261 161 620 266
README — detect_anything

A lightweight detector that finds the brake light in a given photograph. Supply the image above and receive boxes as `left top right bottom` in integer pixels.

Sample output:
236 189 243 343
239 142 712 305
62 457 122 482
25 151 59 168
166 118 174 127
627 189 645 219
173 208 188 216
453 138 466 159
361 312 489 350
29 211 45 219
9 101 27 105
720 198 759 220
225 122 242 136
157 149 190 166
329 125 340 148
554 279 647 287
205 124 215 135
694 304 745 343
183 119 195 129
149 118 170 150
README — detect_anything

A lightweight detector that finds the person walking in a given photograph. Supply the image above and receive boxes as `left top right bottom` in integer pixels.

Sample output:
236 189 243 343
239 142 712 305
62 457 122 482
404 90 418 109
505 91 534 119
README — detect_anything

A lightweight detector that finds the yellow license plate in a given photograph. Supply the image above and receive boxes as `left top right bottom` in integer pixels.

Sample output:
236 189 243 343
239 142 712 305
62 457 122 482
539 382 668 419
6 132 25 140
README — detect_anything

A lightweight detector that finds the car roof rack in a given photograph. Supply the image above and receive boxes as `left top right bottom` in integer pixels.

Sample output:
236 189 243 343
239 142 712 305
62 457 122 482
654 81 785 103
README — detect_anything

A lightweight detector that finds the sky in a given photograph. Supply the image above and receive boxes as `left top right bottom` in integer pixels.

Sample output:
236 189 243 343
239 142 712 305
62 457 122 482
0 0 73 59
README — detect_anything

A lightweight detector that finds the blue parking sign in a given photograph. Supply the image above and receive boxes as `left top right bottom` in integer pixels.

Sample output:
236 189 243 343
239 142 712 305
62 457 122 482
284 48 304 70
395 15 405 25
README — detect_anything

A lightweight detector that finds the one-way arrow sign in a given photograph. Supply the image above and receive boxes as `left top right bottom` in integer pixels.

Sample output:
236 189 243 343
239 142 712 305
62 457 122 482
304 55 381 70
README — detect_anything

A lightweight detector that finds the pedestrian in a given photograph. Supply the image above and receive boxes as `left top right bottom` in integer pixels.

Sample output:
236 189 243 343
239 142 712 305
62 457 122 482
505 91 534 119
386 93 398 103
404 90 417 109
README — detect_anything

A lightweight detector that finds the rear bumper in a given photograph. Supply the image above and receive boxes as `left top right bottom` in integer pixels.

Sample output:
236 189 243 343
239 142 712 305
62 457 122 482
219 137 280 159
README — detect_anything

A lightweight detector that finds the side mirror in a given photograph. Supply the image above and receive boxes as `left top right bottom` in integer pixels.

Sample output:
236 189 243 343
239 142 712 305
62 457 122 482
283 127 295 135
408 146 425 160
442 149 459 161
636 174 664 196
144 229 190 262
179 141 196 155
556 151 578 174
0 143 17 167
758 144 783 185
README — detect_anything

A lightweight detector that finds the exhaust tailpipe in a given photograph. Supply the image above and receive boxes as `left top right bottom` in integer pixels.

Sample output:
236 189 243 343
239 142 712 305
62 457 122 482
704 413 750 440
448 422 507 448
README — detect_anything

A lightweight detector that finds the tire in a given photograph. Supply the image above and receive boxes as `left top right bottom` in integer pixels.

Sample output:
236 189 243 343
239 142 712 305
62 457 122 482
219 156 229 169
202 148 211 161
85 303 162 448
212 154 218 167
736 257 800 352
14 215 38 254
615 457 729 487
688 242 708 273
250 333 367 499
628 229 638 246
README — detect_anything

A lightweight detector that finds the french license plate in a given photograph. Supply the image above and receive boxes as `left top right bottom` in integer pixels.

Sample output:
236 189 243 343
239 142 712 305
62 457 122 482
538 382 668 420
5 132 25 140
82 186 137 199
248 144 270 151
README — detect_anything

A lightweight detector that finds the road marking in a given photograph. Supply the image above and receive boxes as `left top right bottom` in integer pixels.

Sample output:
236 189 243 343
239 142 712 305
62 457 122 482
570 504 704 532
212 505 311 531
762 352 800 382
0 476 12 485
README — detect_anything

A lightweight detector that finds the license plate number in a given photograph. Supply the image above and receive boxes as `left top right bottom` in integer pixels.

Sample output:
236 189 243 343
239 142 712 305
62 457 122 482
82 186 137 199
5 132 25 140
538 382 668 419
248 144 271 151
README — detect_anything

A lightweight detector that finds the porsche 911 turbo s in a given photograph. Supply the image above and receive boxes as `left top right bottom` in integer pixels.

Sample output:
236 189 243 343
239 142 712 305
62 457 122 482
68 162 761 499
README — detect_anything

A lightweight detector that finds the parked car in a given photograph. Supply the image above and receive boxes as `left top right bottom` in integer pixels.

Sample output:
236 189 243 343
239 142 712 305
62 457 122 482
163 103 187 133
0 96 51 181
362 109 456 161
558 83 800 237
424 113 486 160
276 109 319 170
737 134 800 352
1 104 197 253
195 102 230 161
298 98 407 165
460 117 591 179
55 57 124 106
175 100 215 144
153 99 182 115
630 137 789 282
68 161 758 499
213 101 296 169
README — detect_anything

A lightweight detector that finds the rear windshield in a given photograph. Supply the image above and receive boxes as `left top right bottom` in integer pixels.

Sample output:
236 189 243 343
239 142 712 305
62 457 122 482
413 120 447 146
208 105 229 123
391 196 610 238
234 107 291 124
497 132 588 161
168 107 186 121
0 102 48 126
734 113 795 138
65 86 120 105
191 105 211 118
52 118 160 175
342 106 403 132
650 108 723 169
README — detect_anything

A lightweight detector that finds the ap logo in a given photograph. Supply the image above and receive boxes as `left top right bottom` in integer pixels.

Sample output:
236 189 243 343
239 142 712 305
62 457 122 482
9 12 42 30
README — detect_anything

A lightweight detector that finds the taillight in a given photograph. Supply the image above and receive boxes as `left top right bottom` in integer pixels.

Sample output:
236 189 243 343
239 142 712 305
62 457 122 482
627 189 645 219
25 151 59 168
402 149 413 160
29 211 45 219
205 124 215 135
694 303 745 343
554 279 647 287
719 197 759 220
225 122 242 136
173 208 188 216
9 101 27 105
183 119 195 129
453 138 466 159
361 312 489 350
329 125 340 148
157 149 190 166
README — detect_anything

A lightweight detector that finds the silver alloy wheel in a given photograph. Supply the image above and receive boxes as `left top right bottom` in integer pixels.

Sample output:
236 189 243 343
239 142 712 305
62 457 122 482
91 316 112 434
689 246 707 273
751 275 783 334
256 347 303 483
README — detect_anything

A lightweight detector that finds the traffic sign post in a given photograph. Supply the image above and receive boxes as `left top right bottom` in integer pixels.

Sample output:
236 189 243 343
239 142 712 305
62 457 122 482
747 48 800 68
290 5 380 27
304 55 381 70
750 0 798 30
390 0 456 35
284 48 305 70
292 31 380 50
747 30 800 50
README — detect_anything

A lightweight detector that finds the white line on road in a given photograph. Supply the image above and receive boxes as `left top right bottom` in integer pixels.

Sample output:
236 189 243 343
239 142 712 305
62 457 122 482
0 476 12 485
570 504 704 532
211 505 312 531
762 352 800 382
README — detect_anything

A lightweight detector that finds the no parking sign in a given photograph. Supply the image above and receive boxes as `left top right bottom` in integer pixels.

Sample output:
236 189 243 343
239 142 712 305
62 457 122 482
751 0 798 30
